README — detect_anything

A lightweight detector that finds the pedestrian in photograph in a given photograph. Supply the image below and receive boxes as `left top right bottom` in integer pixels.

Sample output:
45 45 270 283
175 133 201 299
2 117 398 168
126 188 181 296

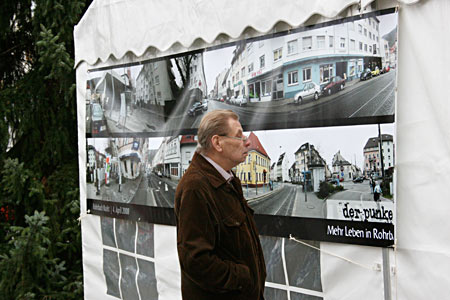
373 181 382 202
369 176 374 193
174 109 266 300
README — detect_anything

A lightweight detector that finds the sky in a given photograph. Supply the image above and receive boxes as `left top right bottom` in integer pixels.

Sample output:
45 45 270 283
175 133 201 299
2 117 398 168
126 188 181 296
203 46 235 93
248 123 395 170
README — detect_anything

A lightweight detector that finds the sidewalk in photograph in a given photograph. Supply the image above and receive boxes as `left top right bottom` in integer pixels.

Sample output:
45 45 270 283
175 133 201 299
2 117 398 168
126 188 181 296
105 107 164 132
87 173 143 204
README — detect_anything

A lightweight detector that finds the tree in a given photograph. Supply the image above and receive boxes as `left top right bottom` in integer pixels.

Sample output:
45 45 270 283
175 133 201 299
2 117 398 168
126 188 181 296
0 1 92 298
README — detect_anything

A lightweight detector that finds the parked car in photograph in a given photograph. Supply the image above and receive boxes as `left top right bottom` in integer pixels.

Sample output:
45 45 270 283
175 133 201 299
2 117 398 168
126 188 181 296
322 76 345 96
380 65 390 74
187 102 206 116
232 95 248 106
371 66 380 76
90 103 107 134
360 68 372 81
201 99 208 110
352 176 365 183
294 82 321 104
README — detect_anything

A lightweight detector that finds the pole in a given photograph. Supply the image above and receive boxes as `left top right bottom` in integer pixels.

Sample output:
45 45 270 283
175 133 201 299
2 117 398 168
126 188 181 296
378 124 385 178
382 248 392 300
303 150 307 202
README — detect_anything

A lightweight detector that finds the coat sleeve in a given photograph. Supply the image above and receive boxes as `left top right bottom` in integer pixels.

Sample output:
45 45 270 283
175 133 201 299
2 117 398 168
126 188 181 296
175 187 253 293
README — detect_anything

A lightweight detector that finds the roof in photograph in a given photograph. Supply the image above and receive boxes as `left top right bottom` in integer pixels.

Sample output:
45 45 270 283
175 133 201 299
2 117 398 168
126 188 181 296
332 150 351 166
180 135 197 145
364 134 394 149
277 152 285 165
247 132 269 159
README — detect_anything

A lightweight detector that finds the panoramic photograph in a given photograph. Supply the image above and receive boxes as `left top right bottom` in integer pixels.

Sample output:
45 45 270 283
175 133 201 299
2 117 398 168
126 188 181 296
86 123 395 224
85 12 397 136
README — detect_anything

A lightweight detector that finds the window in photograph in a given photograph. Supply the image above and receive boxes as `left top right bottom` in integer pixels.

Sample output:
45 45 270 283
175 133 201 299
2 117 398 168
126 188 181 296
369 32 372 39
350 39 355 50
302 67 312 82
359 41 363 51
260 55 265 68
155 75 160 84
340 37 346 48
320 64 333 83
288 71 299 86
302 36 312 51
329 35 334 48
287 40 298 55
364 44 368 52
369 45 372 53
157 91 161 100
317 36 325 49
241 67 245 77
262 79 271 95
273 48 283 61
248 63 254 73
364 28 367 36
247 42 253 53
358 24 362 34
349 64 355 76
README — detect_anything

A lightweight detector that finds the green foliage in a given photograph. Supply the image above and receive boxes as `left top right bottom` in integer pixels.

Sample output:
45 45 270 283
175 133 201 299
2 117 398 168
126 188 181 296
317 181 345 199
0 0 92 299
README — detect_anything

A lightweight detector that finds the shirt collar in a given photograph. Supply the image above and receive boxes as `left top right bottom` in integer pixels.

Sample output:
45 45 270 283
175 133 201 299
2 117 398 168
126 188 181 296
200 153 233 182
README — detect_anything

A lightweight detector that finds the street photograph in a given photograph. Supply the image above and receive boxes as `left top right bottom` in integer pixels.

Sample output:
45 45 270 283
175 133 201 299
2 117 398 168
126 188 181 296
85 12 397 136
86 123 395 224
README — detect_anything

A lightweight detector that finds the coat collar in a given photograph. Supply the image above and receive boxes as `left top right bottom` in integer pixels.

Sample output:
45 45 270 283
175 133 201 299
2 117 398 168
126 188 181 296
191 152 229 189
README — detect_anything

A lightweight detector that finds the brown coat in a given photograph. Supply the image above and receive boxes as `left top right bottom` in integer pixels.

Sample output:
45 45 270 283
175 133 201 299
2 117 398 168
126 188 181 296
174 152 266 300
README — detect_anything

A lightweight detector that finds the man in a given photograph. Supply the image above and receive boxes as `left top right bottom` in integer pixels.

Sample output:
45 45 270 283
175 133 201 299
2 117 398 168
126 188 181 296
174 110 266 300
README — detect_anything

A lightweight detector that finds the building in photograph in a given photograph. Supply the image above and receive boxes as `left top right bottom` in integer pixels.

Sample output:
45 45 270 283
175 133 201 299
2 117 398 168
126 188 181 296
245 16 383 102
235 132 270 187
332 150 356 182
116 138 148 180
246 39 283 102
363 134 394 177
92 70 129 111
214 67 230 100
294 142 327 192
229 42 249 98
185 53 208 101
275 152 290 182
135 60 174 107
164 136 182 180
180 135 197 176
270 162 276 181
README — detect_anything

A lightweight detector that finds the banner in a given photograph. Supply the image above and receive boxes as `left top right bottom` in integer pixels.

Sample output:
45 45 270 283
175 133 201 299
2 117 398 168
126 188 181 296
84 9 397 247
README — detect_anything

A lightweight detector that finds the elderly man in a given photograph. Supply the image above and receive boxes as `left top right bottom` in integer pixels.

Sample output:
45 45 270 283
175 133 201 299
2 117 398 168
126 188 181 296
174 110 266 300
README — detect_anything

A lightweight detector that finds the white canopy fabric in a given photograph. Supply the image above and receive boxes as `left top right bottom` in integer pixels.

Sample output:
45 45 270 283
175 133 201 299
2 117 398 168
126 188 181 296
74 0 418 68
75 0 450 299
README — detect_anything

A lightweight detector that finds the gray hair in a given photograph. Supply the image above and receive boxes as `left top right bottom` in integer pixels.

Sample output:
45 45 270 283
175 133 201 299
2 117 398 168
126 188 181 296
196 110 239 154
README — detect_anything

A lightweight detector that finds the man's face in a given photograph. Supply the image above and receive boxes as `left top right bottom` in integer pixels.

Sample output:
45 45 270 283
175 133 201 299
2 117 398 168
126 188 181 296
220 118 250 168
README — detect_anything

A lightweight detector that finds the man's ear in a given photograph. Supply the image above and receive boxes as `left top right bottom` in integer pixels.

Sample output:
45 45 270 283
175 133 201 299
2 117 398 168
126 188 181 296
210 135 223 153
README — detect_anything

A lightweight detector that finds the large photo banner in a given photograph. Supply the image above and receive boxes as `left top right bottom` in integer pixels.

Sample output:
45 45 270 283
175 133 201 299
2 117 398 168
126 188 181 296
84 9 397 247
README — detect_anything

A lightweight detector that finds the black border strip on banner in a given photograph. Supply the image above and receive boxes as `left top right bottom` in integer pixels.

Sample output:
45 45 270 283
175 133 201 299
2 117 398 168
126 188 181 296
87 8 396 73
86 115 395 138
87 199 395 247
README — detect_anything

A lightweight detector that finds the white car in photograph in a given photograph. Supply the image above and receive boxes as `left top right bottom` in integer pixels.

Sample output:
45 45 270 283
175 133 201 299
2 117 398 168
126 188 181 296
294 82 321 104
233 95 248 106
